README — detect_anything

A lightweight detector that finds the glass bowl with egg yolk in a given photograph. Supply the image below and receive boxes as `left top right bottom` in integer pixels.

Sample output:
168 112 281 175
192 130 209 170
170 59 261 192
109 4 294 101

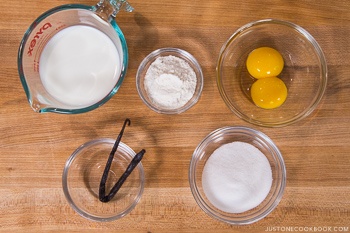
217 19 327 127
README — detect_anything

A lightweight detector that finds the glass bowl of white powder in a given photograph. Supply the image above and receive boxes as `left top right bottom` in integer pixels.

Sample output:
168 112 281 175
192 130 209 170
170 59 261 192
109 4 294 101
136 47 203 114
189 126 286 225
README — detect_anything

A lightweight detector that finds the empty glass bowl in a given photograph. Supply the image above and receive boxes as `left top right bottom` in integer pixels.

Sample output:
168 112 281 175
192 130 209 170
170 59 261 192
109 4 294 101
136 47 204 114
217 19 327 127
62 138 144 222
189 126 286 225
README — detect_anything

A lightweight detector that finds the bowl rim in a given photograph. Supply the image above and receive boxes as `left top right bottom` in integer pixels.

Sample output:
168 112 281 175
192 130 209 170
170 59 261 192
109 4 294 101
189 126 287 225
216 18 328 127
62 138 145 222
136 47 204 114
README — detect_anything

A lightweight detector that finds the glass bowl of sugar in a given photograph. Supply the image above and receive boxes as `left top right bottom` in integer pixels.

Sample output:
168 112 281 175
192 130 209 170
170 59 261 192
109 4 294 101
136 47 204 114
189 126 286 225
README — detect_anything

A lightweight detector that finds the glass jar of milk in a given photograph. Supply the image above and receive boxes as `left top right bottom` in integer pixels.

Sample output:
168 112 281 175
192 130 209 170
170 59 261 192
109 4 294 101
18 0 133 114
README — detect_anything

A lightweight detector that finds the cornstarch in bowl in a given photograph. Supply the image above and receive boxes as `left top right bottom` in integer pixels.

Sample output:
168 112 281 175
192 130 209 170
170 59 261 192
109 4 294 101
145 55 196 109
136 47 204 114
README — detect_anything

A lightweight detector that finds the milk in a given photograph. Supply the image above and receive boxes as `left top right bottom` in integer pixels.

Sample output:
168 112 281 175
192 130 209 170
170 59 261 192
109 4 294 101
39 25 121 107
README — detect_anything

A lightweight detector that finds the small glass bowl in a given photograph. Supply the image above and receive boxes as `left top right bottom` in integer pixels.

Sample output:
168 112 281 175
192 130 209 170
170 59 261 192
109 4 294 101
189 126 286 225
62 138 144 222
136 47 204 114
217 19 327 127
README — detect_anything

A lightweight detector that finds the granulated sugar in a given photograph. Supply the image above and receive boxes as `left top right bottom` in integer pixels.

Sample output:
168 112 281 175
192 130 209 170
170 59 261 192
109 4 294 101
202 141 272 213
144 55 196 109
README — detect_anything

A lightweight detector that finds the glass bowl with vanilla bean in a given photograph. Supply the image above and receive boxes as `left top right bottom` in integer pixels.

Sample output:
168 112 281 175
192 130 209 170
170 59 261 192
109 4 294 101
189 126 286 225
62 138 145 222
136 47 204 114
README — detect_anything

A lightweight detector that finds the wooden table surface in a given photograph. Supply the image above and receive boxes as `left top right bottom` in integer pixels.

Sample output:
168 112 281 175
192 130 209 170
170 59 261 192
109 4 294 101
1 0 349 232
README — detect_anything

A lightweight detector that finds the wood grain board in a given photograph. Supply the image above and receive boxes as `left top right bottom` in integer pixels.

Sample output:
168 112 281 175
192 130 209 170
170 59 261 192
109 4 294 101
0 0 349 232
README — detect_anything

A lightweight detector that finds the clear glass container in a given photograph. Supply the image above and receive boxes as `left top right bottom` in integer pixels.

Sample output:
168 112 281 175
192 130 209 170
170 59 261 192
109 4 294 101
217 19 327 127
18 0 133 114
136 48 204 114
189 126 286 225
62 138 145 222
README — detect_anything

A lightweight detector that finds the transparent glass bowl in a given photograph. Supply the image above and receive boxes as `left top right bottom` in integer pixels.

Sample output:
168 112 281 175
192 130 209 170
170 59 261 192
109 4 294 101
189 126 286 225
217 19 327 127
62 138 144 222
136 47 204 114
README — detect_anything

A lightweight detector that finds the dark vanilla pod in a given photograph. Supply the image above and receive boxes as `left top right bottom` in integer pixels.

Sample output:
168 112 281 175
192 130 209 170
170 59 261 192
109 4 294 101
99 119 145 203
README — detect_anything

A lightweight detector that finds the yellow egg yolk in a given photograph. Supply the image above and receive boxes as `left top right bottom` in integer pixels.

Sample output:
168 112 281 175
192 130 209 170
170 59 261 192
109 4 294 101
251 76 287 109
246 47 284 79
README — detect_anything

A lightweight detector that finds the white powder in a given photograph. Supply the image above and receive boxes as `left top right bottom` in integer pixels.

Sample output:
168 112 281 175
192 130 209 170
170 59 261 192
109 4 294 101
202 141 273 213
144 55 197 109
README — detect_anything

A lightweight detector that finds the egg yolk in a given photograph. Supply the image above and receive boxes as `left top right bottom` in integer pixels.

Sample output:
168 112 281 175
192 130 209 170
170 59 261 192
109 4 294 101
251 77 287 109
246 47 284 79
